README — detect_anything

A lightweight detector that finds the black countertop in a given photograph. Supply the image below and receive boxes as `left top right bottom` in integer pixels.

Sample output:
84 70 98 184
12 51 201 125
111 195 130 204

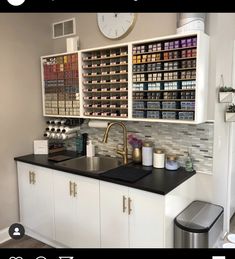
14 151 196 195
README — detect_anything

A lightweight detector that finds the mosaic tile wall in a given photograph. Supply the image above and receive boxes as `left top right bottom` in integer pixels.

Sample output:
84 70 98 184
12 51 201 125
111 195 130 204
67 120 214 174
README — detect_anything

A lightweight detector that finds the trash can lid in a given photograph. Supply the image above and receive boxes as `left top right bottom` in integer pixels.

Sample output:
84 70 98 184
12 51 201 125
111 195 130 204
174 200 223 233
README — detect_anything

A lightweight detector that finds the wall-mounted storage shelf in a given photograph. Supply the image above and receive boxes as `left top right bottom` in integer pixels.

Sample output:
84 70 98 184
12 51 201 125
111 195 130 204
41 51 80 117
80 45 129 119
132 35 198 122
41 32 209 124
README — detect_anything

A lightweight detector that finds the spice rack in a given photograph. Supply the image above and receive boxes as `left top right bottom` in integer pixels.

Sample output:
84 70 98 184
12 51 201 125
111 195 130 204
131 34 201 122
41 52 80 117
80 45 129 119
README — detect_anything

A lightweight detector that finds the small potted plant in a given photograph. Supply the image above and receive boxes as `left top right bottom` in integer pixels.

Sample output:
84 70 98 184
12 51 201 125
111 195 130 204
128 134 143 163
225 104 235 122
218 74 235 103
219 86 235 103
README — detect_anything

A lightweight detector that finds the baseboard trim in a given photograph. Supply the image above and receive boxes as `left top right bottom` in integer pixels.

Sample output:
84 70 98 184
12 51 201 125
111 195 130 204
0 227 10 244
25 228 65 248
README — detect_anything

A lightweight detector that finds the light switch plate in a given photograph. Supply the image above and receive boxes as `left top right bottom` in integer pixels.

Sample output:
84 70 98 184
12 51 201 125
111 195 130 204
34 140 48 155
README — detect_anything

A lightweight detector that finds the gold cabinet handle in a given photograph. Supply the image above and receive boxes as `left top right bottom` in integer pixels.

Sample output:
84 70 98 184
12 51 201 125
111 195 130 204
69 181 74 196
73 182 78 197
32 172 36 184
29 171 32 184
128 197 132 215
122 196 127 213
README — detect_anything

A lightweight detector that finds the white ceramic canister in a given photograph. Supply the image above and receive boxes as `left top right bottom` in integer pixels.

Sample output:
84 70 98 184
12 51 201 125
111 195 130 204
142 141 153 166
153 149 165 168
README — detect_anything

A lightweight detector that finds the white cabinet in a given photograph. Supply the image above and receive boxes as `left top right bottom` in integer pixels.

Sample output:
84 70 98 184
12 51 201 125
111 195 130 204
100 181 129 247
53 170 100 247
17 162 195 248
100 181 165 248
17 162 54 240
129 187 165 248
17 162 100 248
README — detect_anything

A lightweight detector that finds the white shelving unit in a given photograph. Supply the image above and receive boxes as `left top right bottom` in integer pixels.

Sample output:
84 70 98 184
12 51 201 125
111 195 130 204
41 31 209 124
41 51 80 117
79 43 130 120
130 31 209 124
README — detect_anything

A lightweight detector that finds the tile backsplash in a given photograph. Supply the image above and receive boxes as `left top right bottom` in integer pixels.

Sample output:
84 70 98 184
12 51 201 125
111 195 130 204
68 120 214 174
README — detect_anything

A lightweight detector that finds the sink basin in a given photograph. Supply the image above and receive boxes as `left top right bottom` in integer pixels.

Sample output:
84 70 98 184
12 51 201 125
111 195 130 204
56 156 123 174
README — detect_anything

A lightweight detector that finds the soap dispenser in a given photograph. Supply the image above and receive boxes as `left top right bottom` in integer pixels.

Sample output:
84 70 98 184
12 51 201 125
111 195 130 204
86 140 95 157
185 151 194 172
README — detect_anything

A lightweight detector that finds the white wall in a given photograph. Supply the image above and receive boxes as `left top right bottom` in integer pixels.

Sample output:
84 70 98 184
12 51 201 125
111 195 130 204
0 13 53 230
181 13 235 233
229 122 235 217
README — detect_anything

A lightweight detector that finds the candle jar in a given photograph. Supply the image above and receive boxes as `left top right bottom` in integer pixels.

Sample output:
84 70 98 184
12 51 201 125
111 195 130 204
165 155 179 170
153 149 165 168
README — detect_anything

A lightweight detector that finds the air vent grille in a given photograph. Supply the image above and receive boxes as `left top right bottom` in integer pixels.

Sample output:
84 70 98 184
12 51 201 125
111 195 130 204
53 18 76 39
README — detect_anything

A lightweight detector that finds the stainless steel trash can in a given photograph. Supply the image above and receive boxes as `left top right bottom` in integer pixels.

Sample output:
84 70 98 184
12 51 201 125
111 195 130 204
174 200 224 248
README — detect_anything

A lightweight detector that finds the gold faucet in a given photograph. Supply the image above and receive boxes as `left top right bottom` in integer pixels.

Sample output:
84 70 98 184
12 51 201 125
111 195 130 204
102 122 128 164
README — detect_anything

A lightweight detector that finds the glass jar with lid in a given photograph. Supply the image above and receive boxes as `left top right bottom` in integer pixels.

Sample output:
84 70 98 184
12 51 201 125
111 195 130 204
153 149 165 168
142 141 153 166
165 155 179 170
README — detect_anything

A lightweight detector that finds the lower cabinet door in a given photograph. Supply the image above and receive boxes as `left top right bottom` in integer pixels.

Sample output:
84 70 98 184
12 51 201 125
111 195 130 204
54 170 77 247
100 181 129 248
17 162 54 240
32 166 54 239
54 170 100 247
128 187 165 248
17 162 36 231
73 175 100 248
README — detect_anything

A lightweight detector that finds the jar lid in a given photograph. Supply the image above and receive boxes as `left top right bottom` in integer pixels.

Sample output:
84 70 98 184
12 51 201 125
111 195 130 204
154 148 164 154
143 141 153 147
167 155 177 161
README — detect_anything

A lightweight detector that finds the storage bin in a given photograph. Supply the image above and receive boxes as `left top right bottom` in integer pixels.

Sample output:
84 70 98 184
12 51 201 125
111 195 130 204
162 111 177 119
147 111 161 119
179 111 194 120
147 101 161 109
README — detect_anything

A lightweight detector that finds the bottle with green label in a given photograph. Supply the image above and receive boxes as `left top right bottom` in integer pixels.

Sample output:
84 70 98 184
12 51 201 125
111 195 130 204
185 151 194 172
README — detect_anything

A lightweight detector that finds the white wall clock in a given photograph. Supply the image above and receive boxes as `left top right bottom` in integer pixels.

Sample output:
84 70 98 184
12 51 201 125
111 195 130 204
97 13 136 40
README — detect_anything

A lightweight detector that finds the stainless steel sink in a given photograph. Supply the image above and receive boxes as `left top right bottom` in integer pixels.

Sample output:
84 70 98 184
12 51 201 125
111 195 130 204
56 156 123 174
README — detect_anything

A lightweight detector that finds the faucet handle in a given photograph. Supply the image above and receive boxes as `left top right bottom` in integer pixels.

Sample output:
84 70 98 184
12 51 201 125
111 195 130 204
117 143 124 151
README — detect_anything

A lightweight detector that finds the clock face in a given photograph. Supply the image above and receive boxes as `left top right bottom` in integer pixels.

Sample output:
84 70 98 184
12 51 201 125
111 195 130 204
97 13 136 39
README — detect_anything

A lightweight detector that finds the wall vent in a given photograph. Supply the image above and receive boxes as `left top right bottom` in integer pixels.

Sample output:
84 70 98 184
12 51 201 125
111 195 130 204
52 18 76 39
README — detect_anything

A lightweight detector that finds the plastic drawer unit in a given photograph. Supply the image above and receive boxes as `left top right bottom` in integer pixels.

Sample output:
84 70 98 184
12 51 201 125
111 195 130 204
174 200 224 248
